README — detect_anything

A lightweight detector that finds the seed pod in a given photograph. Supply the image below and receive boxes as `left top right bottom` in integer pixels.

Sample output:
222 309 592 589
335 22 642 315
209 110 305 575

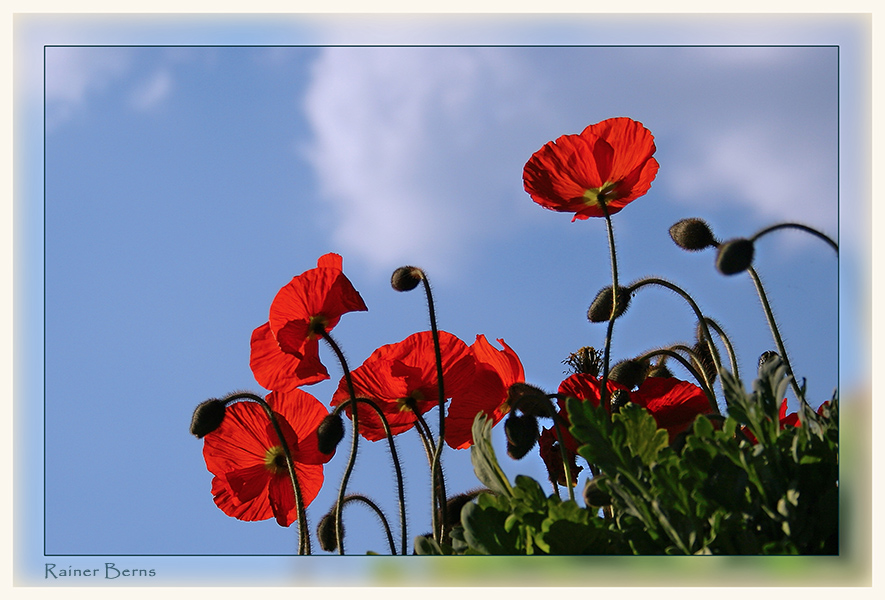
504 413 539 459
609 389 632 414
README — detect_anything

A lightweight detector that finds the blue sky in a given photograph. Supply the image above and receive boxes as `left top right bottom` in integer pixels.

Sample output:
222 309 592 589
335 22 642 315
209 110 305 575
15 13 869 586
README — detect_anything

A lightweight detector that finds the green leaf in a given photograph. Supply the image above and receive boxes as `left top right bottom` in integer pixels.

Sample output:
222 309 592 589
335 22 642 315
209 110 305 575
615 403 669 465
469 413 513 497
460 500 521 555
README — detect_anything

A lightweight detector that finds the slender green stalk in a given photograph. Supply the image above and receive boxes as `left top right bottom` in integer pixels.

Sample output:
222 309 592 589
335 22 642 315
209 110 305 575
751 222 838 253
627 277 723 399
745 266 806 407
413 409 447 537
597 201 620 413
703 317 739 380
222 392 310 554
636 348 718 413
319 330 359 555
420 275 448 543
338 494 397 555
333 397 408 556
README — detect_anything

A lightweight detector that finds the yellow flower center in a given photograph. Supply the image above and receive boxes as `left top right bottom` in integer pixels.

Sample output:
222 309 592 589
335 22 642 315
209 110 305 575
308 315 329 338
583 182 620 206
397 391 424 412
264 446 289 475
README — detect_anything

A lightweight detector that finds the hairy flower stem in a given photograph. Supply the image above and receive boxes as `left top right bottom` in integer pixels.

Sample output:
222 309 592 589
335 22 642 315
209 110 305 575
637 349 718 413
338 494 397 555
332 398 408 556
419 274 448 543
319 330 359 555
598 202 620 413
412 410 448 539
221 392 310 555
745 266 806 408
627 277 722 413
703 317 739 381
750 222 839 253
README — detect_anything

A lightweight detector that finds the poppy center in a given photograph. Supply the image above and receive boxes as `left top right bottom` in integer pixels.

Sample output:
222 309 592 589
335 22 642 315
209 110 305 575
583 182 622 206
308 315 329 338
263 446 289 475
397 391 424 412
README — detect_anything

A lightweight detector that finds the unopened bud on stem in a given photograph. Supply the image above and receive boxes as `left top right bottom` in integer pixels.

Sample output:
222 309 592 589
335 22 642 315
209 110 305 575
588 286 631 323
669 218 717 251
390 266 424 292
190 398 227 438
716 238 755 275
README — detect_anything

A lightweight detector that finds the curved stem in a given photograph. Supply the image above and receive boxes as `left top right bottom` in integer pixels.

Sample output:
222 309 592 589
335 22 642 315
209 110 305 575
222 392 310 554
412 409 447 538
332 397 408 556
319 330 359 555
339 494 397 555
703 317 739 381
636 349 719 413
627 277 724 397
552 417 576 502
745 266 806 406
598 202 620 413
420 275 448 543
750 222 838 253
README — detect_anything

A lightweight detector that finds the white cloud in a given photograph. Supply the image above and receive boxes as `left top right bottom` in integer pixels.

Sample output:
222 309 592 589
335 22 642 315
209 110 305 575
301 47 544 280
44 47 132 129
129 69 173 112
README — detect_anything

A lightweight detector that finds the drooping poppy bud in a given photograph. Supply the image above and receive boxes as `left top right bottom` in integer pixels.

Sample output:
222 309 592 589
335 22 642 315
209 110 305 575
583 476 611 507
716 238 755 275
505 382 553 417
190 398 227 438
445 489 486 529
587 286 631 322
758 350 779 371
647 361 673 379
390 266 424 292
316 510 339 553
317 413 345 455
609 358 649 389
504 413 539 459
669 218 717 251
692 340 717 385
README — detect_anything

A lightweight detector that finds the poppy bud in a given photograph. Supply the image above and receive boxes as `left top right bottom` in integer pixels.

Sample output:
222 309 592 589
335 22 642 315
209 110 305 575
587 286 631 323
390 266 424 292
669 218 717 251
317 413 345 455
505 382 553 417
609 359 649 389
505 413 539 459
190 398 226 438
758 350 779 371
716 238 755 275
445 489 485 528
583 476 611 507
609 389 632 414
692 340 717 385
647 361 673 379
316 510 339 553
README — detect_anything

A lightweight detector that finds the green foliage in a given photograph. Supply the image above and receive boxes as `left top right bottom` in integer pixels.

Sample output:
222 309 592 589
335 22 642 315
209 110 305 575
454 359 838 555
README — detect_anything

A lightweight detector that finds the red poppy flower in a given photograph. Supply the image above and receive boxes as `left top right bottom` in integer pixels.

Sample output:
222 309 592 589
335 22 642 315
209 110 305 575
330 331 473 442
445 335 525 450
250 253 367 391
548 372 628 457
523 117 659 221
202 389 332 526
742 399 830 443
629 377 713 442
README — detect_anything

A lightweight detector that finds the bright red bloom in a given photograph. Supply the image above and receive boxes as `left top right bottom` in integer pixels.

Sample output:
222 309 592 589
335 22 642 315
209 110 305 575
202 390 332 526
629 377 713 442
523 117 659 221
330 331 473 442
445 335 525 450
550 373 628 456
742 399 830 443
250 253 367 391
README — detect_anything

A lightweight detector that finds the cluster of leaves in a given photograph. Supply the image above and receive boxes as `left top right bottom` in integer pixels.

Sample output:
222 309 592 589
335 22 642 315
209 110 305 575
429 358 837 555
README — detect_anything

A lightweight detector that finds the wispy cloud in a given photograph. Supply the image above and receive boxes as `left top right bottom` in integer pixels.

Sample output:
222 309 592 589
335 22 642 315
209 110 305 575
44 47 132 130
301 47 545 280
129 69 173 112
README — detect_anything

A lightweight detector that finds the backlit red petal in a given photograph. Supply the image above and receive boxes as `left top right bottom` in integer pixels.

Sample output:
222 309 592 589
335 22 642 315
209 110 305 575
250 323 330 391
